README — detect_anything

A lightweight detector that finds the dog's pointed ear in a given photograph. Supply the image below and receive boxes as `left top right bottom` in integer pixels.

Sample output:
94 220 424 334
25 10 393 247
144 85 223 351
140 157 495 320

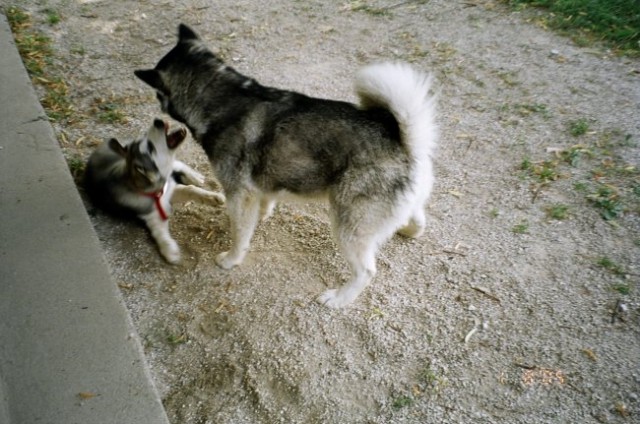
134 69 164 91
178 24 199 42
166 127 187 150
108 138 128 158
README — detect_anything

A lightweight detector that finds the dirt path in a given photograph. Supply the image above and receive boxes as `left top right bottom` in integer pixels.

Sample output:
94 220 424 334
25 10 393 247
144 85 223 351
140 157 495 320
6 0 640 422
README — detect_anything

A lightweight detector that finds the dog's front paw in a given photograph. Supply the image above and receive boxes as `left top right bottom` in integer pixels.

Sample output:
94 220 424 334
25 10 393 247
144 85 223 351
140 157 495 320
208 192 226 206
317 289 353 309
160 241 181 264
176 163 206 186
193 171 206 186
185 171 206 187
215 251 241 269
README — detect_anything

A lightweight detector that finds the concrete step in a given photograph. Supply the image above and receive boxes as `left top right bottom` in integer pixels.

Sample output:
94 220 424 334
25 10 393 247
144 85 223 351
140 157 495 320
0 13 169 424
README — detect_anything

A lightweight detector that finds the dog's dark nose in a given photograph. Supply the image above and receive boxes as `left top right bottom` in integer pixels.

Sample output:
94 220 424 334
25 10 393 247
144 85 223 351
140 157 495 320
153 118 165 129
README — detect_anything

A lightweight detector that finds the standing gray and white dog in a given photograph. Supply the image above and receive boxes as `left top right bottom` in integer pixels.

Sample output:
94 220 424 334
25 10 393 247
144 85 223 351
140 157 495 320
135 24 438 307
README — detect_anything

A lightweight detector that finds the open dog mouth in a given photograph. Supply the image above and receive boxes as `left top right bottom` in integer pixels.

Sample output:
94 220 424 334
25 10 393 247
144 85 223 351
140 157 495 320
150 117 186 148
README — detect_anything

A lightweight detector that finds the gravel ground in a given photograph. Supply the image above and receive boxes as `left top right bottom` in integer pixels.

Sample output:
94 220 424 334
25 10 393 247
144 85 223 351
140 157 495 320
5 0 640 422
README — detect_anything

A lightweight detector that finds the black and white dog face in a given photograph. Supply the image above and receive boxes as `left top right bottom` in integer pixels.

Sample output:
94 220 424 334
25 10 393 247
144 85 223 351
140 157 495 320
108 118 187 193
134 69 180 123
84 117 224 264
134 25 216 129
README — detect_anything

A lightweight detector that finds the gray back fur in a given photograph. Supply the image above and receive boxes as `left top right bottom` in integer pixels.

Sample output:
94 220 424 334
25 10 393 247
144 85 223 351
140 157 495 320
133 25 411 201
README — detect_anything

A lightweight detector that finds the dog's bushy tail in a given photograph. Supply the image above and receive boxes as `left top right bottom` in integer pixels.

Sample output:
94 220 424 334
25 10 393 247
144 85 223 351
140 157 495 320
355 62 438 161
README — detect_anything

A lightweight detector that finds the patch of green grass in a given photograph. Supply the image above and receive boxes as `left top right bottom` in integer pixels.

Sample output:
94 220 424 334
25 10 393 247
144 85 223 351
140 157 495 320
368 307 385 320
14 32 53 76
407 45 429 61
602 162 636 179
166 332 187 346
514 103 550 118
91 97 127 124
345 1 391 16
561 147 582 167
598 129 636 150
518 129 637 222
512 221 529 234
573 181 588 192
41 77 72 121
519 156 562 182
520 156 533 171
70 45 86 56
561 145 593 167
587 184 624 220
66 154 85 181
6 6 72 121
392 394 413 410
97 106 126 124
536 161 561 182
569 119 590 137
614 284 630 295
621 133 635 148
489 208 500 218
419 364 438 386
597 256 624 275
504 0 640 55
497 70 520 87
43 8 61 25
6 6 53 77
6 5 30 27
546 203 570 220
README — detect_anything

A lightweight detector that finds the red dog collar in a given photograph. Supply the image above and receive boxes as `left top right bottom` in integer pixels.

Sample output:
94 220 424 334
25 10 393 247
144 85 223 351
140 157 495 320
141 188 168 221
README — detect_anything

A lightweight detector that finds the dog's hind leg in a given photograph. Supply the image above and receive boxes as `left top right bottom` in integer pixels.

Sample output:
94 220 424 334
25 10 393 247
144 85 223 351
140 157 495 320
259 197 276 221
318 200 391 308
397 207 426 238
397 177 433 238
318 234 378 308
216 190 261 269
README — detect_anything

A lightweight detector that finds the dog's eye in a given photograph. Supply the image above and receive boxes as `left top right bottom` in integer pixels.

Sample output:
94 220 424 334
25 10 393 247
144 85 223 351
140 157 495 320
156 92 169 113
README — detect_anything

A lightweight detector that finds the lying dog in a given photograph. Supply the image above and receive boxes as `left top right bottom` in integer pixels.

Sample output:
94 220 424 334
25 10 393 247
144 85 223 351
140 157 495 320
84 118 224 263
135 24 438 307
